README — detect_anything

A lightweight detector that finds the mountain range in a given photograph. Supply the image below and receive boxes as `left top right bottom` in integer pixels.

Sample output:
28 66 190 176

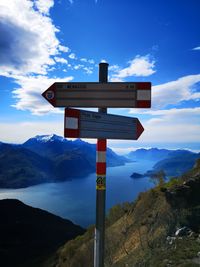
0 134 128 188
1 136 199 188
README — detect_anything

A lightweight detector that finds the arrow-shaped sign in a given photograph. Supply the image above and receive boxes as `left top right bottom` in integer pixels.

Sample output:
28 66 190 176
42 82 151 108
64 108 144 140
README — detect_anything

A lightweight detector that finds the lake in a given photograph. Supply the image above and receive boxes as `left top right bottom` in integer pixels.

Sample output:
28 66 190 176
0 160 155 227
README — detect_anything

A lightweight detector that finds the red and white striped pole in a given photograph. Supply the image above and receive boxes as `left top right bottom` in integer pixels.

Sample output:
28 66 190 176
96 139 106 190
94 63 108 267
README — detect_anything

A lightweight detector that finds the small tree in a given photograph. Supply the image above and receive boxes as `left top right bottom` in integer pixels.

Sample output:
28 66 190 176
151 170 166 187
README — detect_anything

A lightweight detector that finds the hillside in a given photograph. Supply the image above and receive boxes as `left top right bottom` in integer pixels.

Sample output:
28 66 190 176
0 144 53 188
44 159 200 267
0 199 85 267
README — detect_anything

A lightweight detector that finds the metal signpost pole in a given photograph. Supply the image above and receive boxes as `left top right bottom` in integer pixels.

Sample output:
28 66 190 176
42 63 151 267
94 63 108 267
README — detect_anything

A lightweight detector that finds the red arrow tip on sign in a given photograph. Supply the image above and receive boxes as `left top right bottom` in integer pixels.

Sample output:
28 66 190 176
136 119 144 139
42 83 56 107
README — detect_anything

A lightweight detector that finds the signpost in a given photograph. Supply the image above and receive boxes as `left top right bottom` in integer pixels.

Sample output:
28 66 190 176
64 108 144 140
42 62 151 267
42 81 151 108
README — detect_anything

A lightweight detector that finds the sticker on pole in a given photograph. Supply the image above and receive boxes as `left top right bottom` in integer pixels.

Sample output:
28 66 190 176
96 176 106 190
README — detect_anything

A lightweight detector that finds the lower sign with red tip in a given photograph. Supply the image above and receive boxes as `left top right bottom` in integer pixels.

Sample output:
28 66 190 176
64 108 144 140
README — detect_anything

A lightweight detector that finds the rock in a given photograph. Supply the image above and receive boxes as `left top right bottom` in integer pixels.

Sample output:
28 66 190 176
175 226 192 237
130 172 144 179
166 236 176 245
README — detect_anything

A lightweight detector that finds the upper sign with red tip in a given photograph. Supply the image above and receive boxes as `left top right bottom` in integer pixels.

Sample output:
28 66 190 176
42 82 151 108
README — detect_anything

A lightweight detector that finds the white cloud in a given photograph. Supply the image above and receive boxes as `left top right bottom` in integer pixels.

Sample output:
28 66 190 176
112 55 156 79
69 53 77 59
0 0 60 76
54 57 68 64
74 64 84 70
58 45 70 53
192 46 200 51
11 75 74 115
34 0 54 14
80 58 87 62
109 77 124 82
83 67 93 74
152 74 200 109
0 0 76 116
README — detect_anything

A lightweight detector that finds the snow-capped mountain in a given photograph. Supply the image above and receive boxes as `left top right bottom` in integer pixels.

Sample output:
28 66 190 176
0 135 127 188
33 134 66 143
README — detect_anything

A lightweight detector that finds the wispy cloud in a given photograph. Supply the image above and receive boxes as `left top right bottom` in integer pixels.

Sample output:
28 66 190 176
111 55 156 80
152 74 200 109
126 74 200 112
58 45 70 53
54 57 68 64
127 74 200 144
74 64 84 70
83 67 93 74
192 46 200 51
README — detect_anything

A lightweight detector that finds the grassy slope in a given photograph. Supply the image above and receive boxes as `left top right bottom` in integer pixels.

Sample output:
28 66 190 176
42 159 200 267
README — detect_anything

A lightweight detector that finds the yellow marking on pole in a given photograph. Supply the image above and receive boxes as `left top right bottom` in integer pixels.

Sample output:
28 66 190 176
96 175 106 190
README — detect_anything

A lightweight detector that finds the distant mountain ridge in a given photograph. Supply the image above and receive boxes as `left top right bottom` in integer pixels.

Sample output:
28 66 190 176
127 147 196 161
0 135 128 188
128 148 200 177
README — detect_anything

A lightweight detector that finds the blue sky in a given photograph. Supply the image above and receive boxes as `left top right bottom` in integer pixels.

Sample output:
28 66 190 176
0 0 200 154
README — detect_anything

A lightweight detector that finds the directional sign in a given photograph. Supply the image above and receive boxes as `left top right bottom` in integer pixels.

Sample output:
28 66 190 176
42 82 151 108
64 108 144 140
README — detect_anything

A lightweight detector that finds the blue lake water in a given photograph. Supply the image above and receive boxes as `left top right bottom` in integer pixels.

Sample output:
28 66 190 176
0 161 155 227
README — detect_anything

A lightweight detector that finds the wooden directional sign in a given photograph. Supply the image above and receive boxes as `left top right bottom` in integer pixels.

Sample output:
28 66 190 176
64 108 144 140
42 82 151 108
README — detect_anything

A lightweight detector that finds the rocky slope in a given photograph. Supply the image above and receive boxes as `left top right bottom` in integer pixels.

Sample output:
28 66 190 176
44 159 200 267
